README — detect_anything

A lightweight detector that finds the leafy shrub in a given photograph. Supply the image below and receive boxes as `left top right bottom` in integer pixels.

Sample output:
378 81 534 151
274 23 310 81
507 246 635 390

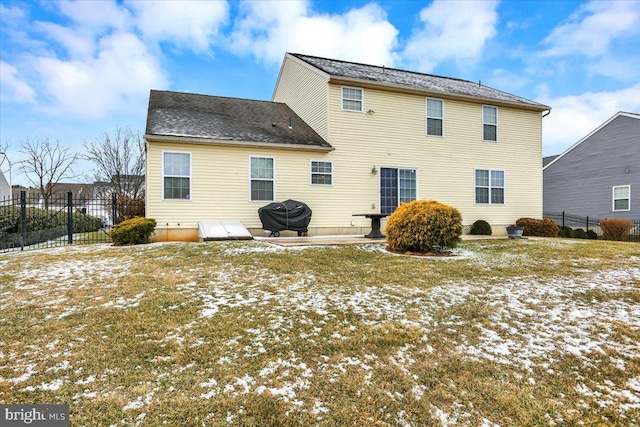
515 217 559 237
600 219 633 241
558 226 573 238
110 217 156 245
573 228 586 239
470 219 492 235
586 230 598 240
385 200 462 253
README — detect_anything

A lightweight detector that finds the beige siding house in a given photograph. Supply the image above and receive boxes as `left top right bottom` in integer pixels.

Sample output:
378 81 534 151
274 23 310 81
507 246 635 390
145 53 550 241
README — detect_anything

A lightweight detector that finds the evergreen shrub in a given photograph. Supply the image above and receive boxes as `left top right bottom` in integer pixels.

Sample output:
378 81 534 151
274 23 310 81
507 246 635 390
573 228 586 239
558 226 573 238
110 217 156 245
586 230 598 240
470 219 492 235
385 200 462 253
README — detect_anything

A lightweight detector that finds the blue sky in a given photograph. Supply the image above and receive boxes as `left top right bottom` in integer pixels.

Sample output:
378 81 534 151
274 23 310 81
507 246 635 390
1 0 639 185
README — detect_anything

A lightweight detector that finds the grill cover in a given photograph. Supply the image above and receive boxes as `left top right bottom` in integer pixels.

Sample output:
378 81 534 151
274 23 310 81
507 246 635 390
258 200 312 233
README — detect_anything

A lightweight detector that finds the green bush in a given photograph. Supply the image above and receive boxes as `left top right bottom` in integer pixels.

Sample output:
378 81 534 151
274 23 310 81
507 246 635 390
586 230 598 240
558 226 573 238
385 200 462 253
110 217 156 245
600 219 633 241
515 218 559 237
573 228 586 239
470 219 492 235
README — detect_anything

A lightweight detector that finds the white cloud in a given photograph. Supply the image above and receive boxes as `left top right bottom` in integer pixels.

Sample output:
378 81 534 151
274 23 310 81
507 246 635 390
56 0 131 31
538 83 640 155
0 61 35 103
129 0 229 53
403 0 499 72
542 1 640 58
229 0 398 66
33 32 168 119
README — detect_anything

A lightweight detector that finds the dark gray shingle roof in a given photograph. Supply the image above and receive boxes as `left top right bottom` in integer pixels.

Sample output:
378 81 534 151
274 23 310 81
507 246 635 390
146 90 332 149
291 53 548 110
542 155 559 167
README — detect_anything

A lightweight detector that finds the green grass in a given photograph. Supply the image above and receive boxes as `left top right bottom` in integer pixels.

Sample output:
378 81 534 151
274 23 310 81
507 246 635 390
1 239 639 426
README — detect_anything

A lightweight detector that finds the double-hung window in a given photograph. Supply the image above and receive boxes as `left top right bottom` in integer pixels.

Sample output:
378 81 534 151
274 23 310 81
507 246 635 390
163 152 191 200
475 169 504 204
310 161 333 185
482 106 498 141
613 185 630 211
426 98 443 136
342 87 363 112
250 156 274 201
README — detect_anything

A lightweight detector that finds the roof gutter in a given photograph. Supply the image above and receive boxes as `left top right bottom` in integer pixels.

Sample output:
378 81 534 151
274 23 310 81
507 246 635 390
144 134 335 152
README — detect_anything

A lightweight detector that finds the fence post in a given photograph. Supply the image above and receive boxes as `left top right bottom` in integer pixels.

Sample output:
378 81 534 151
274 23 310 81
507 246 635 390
586 216 589 234
112 193 118 225
20 190 26 251
67 191 73 244
561 211 565 238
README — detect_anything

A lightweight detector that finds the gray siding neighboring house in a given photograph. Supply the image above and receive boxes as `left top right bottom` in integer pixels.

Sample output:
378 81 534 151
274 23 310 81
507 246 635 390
543 112 640 220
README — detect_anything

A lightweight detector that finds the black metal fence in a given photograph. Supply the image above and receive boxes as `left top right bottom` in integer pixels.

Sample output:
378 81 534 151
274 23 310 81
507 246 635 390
1 191 144 253
544 211 640 242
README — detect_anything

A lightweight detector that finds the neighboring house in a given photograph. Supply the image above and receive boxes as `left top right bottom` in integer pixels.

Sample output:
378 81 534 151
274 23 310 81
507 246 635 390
0 171 9 201
145 53 550 241
11 183 94 208
543 111 640 220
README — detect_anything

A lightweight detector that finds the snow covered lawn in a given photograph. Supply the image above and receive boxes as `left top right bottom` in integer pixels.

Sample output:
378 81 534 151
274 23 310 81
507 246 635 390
1 239 638 426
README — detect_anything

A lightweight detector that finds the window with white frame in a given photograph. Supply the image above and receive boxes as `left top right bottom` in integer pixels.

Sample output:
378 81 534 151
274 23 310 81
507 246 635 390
342 87 363 112
250 156 274 201
426 98 443 136
475 169 504 204
482 106 498 141
163 152 191 200
613 185 630 211
310 161 333 185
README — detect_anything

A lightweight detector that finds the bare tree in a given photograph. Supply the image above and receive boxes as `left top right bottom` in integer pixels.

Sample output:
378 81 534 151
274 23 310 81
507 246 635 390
18 137 80 210
84 127 145 200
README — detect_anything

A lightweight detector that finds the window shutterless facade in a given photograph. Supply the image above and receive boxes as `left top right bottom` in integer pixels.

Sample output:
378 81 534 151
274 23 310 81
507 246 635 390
482 105 498 141
162 151 191 200
613 185 630 211
342 86 363 112
426 98 444 136
475 169 504 204
250 156 275 201
310 160 333 185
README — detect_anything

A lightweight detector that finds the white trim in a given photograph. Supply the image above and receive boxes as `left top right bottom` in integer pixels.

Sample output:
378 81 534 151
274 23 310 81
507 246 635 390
544 111 640 170
612 185 631 212
309 160 333 186
378 166 419 215
474 168 506 205
482 105 498 142
161 150 192 201
341 86 364 112
426 97 444 137
145 134 334 152
249 155 276 202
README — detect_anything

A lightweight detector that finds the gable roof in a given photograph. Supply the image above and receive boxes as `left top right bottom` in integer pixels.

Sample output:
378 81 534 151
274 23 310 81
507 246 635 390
145 90 333 151
288 53 550 111
543 111 640 170
542 155 559 167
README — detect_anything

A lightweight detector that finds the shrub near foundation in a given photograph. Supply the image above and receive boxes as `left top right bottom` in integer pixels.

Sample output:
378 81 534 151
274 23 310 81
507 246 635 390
470 219 492 235
110 217 157 245
385 200 462 253
600 219 633 241
515 217 559 237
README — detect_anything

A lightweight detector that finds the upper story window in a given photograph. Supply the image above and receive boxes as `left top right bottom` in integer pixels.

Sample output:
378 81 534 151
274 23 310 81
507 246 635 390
613 185 630 211
342 86 363 112
250 156 275 201
163 151 191 200
310 161 333 185
426 98 444 136
475 169 504 204
482 105 498 141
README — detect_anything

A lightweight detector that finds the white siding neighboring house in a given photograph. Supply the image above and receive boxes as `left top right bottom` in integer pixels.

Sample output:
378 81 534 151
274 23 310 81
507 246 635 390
543 112 640 220
0 171 9 201
145 53 550 241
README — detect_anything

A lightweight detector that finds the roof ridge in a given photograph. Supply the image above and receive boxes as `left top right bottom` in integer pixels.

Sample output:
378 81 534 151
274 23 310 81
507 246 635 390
149 89 283 106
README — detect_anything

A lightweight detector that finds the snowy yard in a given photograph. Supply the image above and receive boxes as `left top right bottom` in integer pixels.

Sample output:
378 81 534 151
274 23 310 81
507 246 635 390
1 239 639 426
